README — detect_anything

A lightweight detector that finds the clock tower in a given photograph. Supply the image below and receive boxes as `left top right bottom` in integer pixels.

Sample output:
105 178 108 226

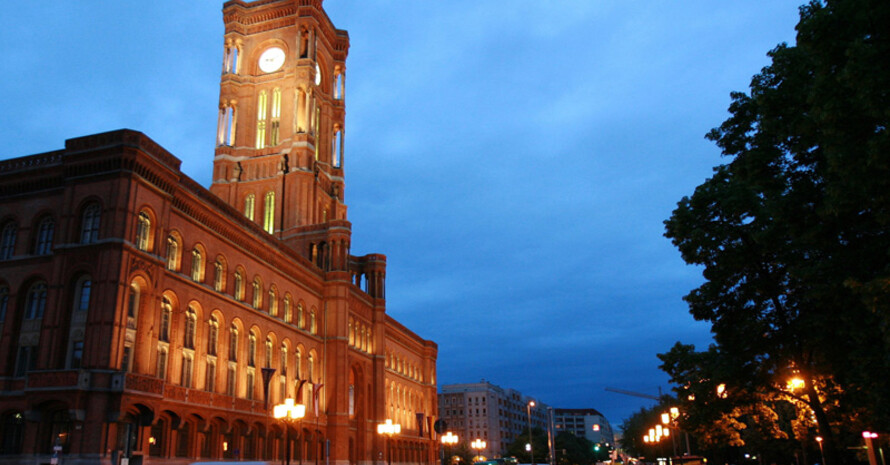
210 0 350 268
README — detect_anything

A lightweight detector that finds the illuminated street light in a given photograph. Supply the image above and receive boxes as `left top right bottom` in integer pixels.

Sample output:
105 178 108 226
273 398 306 465
441 432 459 465
471 439 487 462
527 401 536 465
378 420 401 465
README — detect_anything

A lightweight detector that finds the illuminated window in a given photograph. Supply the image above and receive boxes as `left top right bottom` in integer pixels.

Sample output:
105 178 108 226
263 192 275 233
279 343 288 376
181 353 194 388
229 325 239 361
157 347 168 380
135 212 151 251
310 309 317 335
80 203 101 243
268 287 278 316
0 222 16 259
265 337 273 369
283 295 292 323
256 90 268 148
213 257 226 292
270 88 281 145
218 105 236 146
184 306 197 350
251 277 262 309
159 297 172 342
165 235 181 271
297 304 304 329
248 332 257 367
191 248 204 282
308 353 315 382
127 282 140 320
244 194 255 221
208 316 219 356
234 270 244 301
223 41 240 74
34 216 54 255
206 359 217 392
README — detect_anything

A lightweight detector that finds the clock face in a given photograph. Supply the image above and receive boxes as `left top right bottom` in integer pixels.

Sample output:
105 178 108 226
315 63 322 86
258 47 285 73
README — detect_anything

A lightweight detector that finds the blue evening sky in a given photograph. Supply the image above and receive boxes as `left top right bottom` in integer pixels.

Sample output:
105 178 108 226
0 1 803 426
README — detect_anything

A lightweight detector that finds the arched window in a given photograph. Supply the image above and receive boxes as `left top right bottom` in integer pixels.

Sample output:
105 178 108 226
248 332 257 367
295 348 303 379
159 297 172 342
263 192 275 233
283 295 292 323
251 277 262 309
24 282 47 320
165 235 181 271
297 304 304 329
191 248 204 282
75 278 91 313
208 316 219 356
256 90 268 148
244 194 256 221
264 336 273 369
213 257 226 292
270 88 282 145
184 306 197 350
135 212 151 251
234 270 245 301
218 104 236 146
268 287 278 317
80 203 101 244
157 346 168 380
309 309 317 335
0 222 16 259
229 325 239 362
279 343 288 376
308 352 315 382
34 216 55 255
126 283 140 320
181 352 194 388
206 359 217 392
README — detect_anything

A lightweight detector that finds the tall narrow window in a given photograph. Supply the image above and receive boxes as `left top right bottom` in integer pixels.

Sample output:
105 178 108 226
0 222 16 259
70 341 84 369
234 271 244 301
218 105 236 146
34 216 55 255
229 325 239 362
248 332 257 367
268 288 278 317
263 192 275 233
283 296 292 323
24 282 47 320
159 297 172 342
206 360 217 392
246 369 256 400
256 90 268 149
0 286 8 323
135 212 151 251
279 344 288 377
166 235 180 271
251 277 262 309
310 309 317 335
127 283 140 320
208 316 219 356
308 353 315 383
213 258 225 292
76 279 92 313
270 88 281 145
227 365 236 396
81 203 101 244
184 306 197 350
181 353 194 388
157 347 168 380
244 194 256 221
264 337 273 369
297 304 304 329
191 248 204 282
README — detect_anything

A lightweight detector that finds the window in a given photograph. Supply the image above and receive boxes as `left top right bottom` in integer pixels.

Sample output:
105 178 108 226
34 216 54 255
122 345 133 372
181 353 194 388
70 341 84 369
127 283 140 320
248 332 257 367
256 90 268 148
191 248 204 282
208 316 219 356
244 194 256 221
135 212 151 251
308 353 315 382
246 369 255 400
265 337 273 368
227 364 236 396
268 287 278 317
184 306 197 350
0 222 16 259
14 346 36 377
297 304 304 329
263 192 275 233
270 88 281 145
234 271 244 301
218 104 236 146
157 347 168 380
0 286 8 322
310 309 317 334
283 296 292 323
251 277 262 309
165 235 180 271
24 282 47 320
214 258 225 292
159 297 172 342
229 325 239 361
75 279 91 312
280 343 288 376
206 359 217 392
80 203 101 244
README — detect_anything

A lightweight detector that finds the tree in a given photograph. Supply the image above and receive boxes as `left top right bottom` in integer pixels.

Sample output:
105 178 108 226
506 427 550 464
664 1 890 464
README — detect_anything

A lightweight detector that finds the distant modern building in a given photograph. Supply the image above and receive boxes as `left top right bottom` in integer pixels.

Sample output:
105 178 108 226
438 381 615 460
553 408 614 447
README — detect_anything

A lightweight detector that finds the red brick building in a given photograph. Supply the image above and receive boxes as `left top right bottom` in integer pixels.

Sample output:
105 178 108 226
0 1 438 464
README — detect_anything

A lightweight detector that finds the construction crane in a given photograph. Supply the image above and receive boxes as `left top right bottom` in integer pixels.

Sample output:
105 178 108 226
604 387 662 400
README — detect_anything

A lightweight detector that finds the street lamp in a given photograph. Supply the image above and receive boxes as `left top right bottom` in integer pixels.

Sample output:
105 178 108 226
815 436 825 465
441 432 459 465
378 419 401 465
527 401 536 465
273 398 306 465
471 439 487 462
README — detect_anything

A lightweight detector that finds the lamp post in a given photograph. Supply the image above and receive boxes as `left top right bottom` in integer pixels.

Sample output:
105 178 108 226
527 401 536 465
815 436 825 465
441 432 459 465
378 419 401 465
471 439 487 462
274 398 307 465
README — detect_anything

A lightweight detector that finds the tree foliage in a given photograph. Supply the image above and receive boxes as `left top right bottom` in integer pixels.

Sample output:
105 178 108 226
663 0 890 464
